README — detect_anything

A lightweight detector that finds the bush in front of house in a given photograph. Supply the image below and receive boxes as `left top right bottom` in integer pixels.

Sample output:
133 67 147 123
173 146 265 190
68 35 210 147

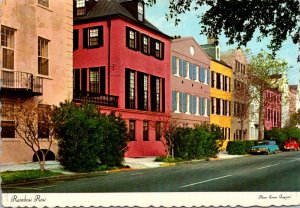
171 124 223 160
226 140 255 155
98 114 129 167
53 101 128 172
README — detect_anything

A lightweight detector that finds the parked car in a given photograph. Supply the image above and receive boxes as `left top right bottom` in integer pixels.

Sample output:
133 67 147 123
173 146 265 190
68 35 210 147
250 140 279 155
282 139 299 151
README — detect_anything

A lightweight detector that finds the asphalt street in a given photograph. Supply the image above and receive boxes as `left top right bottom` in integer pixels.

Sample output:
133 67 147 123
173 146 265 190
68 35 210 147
3 151 300 192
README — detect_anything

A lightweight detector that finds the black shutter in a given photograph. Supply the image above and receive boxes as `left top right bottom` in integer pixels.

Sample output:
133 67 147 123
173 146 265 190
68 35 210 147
161 42 165 60
98 26 104 47
83 28 88 48
74 69 80 97
126 27 130 48
73 29 79 50
150 75 156 112
136 31 140 51
100 66 106 94
137 72 144 110
150 38 155 56
162 78 165 112
125 69 130 108
81 68 87 92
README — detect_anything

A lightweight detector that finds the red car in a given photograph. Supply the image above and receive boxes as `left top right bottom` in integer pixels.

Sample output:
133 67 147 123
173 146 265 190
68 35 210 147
283 139 299 151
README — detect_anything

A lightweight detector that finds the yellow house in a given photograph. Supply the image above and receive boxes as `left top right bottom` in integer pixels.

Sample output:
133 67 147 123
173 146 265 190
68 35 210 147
201 42 233 149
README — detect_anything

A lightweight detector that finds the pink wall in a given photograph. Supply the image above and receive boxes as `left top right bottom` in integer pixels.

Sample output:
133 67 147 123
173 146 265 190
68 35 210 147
74 18 170 157
264 89 281 130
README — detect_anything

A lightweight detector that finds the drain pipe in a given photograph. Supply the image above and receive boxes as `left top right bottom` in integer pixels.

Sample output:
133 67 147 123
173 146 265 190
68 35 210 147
108 19 111 95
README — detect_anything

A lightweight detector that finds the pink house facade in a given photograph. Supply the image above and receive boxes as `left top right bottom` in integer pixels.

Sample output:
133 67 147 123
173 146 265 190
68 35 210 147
0 0 73 164
264 89 282 130
73 0 171 157
170 37 210 127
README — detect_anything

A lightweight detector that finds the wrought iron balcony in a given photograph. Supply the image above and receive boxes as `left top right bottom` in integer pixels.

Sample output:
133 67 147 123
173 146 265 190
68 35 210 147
73 90 118 107
0 70 43 96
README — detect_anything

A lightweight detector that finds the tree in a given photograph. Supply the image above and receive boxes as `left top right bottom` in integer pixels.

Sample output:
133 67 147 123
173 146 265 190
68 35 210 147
53 101 105 172
14 100 55 172
288 109 300 127
146 0 299 53
247 50 288 140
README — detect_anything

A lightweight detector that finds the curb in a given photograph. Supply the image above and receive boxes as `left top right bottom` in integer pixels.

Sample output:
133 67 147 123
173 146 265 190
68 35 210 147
159 163 176 167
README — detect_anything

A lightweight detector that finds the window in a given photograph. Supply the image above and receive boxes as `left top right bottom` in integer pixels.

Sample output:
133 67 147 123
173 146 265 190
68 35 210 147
151 76 160 112
89 68 100 93
1 26 15 70
1 102 15 138
143 121 149 141
38 104 50 138
153 40 164 59
83 27 103 48
76 0 85 16
129 120 136 141
138 2 144 21
172 91 180 113
38 0 49 7
211 71 215 88
38 37 49 76
141 35 150 54
216 98 221 115
126 27 139 50
138 73 148 111
156 122 162 141
216 73 221 89
125 69 135 109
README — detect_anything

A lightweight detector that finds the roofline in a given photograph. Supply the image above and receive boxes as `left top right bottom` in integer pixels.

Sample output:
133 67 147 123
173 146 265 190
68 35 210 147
74 14 171 39
211 58 233 69
171 37 211 60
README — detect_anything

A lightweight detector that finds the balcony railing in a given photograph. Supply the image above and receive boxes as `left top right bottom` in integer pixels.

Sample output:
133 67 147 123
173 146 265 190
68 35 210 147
73 90 118 107
0 70 43 96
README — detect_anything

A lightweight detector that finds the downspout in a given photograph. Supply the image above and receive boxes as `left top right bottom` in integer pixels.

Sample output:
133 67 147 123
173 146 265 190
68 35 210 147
108 19 111 95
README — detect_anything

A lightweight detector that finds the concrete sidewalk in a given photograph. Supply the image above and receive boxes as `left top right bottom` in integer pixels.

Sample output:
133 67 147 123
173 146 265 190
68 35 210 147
1 151 245 172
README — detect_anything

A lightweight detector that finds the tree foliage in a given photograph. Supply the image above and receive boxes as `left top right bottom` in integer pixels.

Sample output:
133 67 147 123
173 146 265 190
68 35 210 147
53 101 128 172
14 100 55 172
146 0 299 53
247 50 288 140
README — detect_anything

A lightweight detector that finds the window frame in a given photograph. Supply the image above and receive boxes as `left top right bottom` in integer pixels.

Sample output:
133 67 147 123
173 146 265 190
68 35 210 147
75 0 86 16
38 37 50 76
83 26 103 49
129 120 136 141
1 102 15 139
1 26 15 70
143 121 149 141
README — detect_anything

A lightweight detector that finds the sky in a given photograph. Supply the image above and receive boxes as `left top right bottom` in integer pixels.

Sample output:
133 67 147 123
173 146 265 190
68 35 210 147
145 1 299 85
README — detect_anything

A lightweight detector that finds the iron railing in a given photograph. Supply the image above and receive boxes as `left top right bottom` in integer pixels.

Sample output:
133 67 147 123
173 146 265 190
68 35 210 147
0 70 43 95
73 90 118 107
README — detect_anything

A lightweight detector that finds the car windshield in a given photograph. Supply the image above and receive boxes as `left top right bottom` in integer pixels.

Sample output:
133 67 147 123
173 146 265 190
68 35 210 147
257 141 269 146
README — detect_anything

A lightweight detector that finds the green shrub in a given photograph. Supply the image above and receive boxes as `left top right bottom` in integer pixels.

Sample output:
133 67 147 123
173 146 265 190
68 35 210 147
98 114 129 167
283 127 300 140
171 124 222 160
226 140 255 155
264 128 287 147
53 102 128 172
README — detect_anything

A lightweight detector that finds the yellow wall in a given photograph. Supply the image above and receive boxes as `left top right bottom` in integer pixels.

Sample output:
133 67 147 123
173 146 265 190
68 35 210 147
210 60 233 146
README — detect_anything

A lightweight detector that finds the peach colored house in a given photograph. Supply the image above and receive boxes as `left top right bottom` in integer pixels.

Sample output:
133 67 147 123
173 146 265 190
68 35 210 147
171 37 210 127
0 0 73 164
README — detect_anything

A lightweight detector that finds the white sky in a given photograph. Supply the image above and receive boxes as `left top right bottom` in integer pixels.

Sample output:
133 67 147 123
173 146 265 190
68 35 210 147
145 2 299 85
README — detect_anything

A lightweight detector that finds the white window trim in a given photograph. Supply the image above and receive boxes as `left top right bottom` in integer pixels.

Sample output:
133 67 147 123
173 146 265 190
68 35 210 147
186 62 190 80
195 97 200 116
174 92 180 113
204 98 208 117
185 94 191 115
195 65 200 82
175 58 180 77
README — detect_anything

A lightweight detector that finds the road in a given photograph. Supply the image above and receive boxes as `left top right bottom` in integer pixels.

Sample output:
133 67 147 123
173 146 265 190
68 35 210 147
2 151 300 192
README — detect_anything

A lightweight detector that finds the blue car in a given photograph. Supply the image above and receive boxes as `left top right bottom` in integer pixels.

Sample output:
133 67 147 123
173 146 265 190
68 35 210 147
250 140 279 155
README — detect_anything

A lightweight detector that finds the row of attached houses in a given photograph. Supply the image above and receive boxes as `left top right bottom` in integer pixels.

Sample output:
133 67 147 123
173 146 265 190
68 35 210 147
0 0 292 164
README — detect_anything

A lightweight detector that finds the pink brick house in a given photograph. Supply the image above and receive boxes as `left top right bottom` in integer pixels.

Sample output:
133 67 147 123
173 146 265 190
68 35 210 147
264 89 282 130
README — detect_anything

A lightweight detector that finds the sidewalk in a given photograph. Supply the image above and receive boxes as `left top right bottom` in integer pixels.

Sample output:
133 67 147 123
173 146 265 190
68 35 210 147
1 152 245 173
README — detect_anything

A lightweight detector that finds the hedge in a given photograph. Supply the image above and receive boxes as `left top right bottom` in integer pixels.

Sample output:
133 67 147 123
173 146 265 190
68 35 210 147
227 140 256 155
